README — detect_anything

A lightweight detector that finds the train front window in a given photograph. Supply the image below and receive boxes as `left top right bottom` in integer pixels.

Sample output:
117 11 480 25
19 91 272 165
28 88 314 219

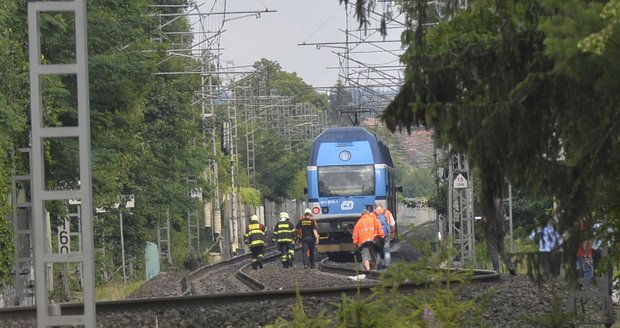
317 165 374 197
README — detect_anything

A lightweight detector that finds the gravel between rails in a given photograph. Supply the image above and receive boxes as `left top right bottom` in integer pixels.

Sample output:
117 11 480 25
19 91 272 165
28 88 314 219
128 271 186 299
195 259 254 295
242 253 366 291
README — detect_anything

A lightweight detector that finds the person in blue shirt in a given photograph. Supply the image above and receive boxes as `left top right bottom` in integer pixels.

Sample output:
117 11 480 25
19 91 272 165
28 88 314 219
529 220 563 252
529 220 563 276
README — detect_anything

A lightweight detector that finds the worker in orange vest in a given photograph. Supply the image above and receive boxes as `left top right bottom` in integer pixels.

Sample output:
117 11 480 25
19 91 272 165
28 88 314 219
352 209 384 271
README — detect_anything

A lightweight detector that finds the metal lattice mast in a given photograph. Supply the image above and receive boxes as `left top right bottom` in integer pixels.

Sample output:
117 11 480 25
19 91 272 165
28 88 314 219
246 80 257 187
226 105 240 254
11 148 34 307
157 209 173 266
187 176 201 261
447 151 476 267
28 1 95 326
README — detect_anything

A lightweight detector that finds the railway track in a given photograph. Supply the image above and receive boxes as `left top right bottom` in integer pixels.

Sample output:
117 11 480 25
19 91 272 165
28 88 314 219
0 222 500 326
0 266 499 325
186 247 280 295
3 223 602 327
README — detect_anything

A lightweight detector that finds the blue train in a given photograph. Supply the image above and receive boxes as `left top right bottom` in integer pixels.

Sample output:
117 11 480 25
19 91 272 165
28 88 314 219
306 126 399 255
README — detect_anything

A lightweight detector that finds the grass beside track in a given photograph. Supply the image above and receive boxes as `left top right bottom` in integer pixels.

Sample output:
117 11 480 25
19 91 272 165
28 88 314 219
96 280 143 301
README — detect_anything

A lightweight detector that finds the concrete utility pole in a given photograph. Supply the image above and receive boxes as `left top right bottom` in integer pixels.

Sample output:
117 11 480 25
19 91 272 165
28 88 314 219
28 1 96 326
119 209 126 284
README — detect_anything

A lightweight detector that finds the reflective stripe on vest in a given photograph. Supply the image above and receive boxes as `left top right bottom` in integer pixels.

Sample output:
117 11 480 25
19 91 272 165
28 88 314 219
246 223 265 247
274 222 295 243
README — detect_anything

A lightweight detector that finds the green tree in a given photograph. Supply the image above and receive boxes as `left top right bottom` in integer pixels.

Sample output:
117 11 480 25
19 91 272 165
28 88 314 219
328 79 354 126
0 1 31 287
232 58 326 202
350 0 620 259
89 0 205 266
253 130 308 201
289 169 308 202
0 0 208 284
252 58 329 111
395 163 435 198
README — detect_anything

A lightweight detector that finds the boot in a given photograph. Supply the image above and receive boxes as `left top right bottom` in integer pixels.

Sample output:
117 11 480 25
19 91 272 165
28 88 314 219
258 261 263 269
252 263 257 270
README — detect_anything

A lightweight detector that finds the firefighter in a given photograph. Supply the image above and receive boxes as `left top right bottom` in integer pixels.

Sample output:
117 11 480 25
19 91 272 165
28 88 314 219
273 212 296 268
244 214 266 270
296 208 319 269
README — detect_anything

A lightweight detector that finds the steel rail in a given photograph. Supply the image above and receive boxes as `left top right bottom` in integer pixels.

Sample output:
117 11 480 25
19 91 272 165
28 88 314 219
0 269 499 322
184 246 280 295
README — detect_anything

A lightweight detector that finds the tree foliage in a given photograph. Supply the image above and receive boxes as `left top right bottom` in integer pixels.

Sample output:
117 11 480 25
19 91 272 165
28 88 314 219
252 58 329 111
0 0 208 287
395 162 435 198
234 59 324 202
0 1 30 287
252 130 308 201
343 0 620 259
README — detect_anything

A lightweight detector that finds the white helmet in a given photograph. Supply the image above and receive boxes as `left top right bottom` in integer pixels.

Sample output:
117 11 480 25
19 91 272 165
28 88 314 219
279 212 289 220
250 214 258 222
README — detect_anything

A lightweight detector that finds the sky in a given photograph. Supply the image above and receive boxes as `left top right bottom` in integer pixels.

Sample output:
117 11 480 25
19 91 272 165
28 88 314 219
192 0 405 89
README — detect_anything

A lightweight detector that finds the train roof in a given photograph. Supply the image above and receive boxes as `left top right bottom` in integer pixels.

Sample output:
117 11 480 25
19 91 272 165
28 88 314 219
308 126 394 166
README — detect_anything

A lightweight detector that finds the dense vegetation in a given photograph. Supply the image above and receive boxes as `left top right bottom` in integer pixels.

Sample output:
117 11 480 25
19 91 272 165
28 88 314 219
0 0 337 290
346 0 620 261
0 0 212 285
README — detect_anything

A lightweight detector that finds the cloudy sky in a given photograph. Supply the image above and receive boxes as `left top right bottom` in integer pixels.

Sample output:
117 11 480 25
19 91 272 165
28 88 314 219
192 0 403 89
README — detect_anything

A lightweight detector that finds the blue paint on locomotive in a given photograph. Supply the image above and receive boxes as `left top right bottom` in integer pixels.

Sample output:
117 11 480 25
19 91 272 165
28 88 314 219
306 126 397 253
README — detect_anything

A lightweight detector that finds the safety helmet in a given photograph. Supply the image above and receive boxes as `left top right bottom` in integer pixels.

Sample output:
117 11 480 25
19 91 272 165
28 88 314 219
279 212 289 220
374 207 385 214
250 214 259 222
304 208 312 215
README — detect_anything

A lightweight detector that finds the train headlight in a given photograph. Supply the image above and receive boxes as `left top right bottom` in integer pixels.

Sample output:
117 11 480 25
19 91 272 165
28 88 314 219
339 150 351 161
312 207 321 215
321 207 329 214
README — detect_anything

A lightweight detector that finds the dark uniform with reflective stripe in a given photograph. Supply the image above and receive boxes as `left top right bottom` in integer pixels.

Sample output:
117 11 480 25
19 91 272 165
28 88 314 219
296 215 318 268
273 219 296 268
244 220 266 270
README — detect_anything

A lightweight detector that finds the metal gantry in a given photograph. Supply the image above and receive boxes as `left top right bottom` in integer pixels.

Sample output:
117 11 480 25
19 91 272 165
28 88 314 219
27 1 95 326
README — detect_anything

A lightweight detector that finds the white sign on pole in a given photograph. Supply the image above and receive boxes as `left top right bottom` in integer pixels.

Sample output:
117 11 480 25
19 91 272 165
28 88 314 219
124 195 135 208
453 173 468 189
113 195 135 209
190 187 202 199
